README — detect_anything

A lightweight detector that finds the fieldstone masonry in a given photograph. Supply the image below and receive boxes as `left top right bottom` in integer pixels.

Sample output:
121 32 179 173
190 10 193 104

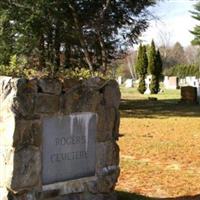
0 76 121 200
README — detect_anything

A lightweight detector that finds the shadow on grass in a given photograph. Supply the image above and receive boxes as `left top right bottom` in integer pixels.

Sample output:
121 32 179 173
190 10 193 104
116 191 200 200
120 99 200 118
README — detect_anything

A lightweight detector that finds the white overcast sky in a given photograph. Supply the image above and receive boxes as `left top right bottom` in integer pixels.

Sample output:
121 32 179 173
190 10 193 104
140 0 199 47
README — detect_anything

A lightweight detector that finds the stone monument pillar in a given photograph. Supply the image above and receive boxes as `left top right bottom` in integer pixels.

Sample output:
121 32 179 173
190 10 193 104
0 76 121 200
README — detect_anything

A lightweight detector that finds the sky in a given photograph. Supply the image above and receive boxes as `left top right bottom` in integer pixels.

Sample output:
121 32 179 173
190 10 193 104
140 0 199 47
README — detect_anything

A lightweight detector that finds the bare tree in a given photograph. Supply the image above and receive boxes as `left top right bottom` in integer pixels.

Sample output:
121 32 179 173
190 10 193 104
185 45 200 64
126 50 138 79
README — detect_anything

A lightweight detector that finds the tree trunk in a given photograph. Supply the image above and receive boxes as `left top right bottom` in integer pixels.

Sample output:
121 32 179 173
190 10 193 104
64 44 71 69
47 28 53 65
68 2 93 72
97 32 107 74
54 23 60 72
38 34 46 70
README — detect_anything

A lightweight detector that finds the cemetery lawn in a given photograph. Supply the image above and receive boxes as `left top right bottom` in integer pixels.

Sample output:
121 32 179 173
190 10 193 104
116 87 200 199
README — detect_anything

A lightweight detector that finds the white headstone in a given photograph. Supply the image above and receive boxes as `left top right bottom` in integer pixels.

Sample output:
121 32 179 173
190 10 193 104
124 79 133 88
179 78 186 86
145 75 152 85
144 75 152 94
117 76 122 85
185 76 196 87
163 76 178 89
164 76 169 86
144 87 151 94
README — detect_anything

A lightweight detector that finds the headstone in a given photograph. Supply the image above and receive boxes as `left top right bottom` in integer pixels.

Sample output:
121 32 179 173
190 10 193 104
164 76 178 89
163 76 169 85
124 79 133 88
144 87 151 94
185 76 196 87
179 78 186 87
144 75 152 94
181 86 197 104
117 76 122 85
135 79 140 84
197 86 200 104
42 112 97 185
179 78 200 87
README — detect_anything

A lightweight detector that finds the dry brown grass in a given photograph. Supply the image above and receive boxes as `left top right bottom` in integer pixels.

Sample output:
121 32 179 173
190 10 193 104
116 88 200 199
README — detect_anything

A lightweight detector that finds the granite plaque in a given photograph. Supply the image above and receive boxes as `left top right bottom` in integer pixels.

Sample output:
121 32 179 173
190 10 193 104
42 112 97 185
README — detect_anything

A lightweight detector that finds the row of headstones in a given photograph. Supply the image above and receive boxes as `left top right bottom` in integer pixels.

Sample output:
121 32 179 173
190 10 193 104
117 75 200 103
116 75 158 94
164 76 200 89
117 75 200 90
116 76 139 88
117 76 134 88
117 75 157 94
164 76 200 103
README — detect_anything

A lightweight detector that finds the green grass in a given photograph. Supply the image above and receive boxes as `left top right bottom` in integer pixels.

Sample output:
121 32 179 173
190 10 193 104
119 86 200 119
120 86 181 100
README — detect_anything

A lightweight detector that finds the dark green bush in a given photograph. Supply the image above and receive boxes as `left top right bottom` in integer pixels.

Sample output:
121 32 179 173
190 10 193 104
150 75 159 94
164 64 200 78
138 76 146 94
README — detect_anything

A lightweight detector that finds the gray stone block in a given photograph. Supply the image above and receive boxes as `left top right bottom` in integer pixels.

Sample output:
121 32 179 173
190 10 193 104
8 147 41 192
103 80 121 108
35 94 60 114
38 78 62 95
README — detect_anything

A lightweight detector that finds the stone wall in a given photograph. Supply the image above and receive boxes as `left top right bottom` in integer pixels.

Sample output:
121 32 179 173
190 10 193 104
0 76 121 200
